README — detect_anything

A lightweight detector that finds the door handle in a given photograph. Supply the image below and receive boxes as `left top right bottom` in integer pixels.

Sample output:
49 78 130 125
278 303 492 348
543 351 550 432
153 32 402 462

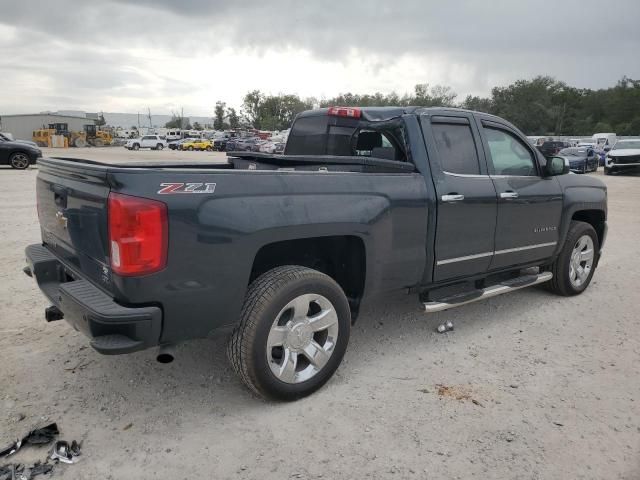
442 194 465 202
500 191 519 199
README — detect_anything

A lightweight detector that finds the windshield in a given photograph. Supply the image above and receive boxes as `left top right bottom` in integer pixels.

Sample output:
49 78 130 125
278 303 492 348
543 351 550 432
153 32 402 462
613 140 640 150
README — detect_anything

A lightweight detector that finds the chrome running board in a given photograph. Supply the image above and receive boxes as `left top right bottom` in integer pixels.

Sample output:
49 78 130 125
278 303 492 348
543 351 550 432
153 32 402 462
423 271 553 313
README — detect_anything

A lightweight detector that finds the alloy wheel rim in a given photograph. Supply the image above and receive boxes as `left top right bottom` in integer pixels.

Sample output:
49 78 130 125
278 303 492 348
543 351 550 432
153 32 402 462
569 234 594 288
11 154 29 168
266 294 339 384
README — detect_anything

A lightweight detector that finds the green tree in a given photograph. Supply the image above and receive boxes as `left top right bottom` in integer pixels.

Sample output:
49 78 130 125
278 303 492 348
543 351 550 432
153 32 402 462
165 110 188 129
460 95 493 113
593 121 613 133
227 108 240 129
242 90 265 128
214 101 226 130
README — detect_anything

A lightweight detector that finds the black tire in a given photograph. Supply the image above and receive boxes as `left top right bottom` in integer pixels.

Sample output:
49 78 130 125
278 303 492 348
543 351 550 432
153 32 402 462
206 146 212 151
156 144 164 150
187 146 194 151
132 143 140 151
604 167 612 175
228 266 351 401
547 221 599 296
9 152 30 169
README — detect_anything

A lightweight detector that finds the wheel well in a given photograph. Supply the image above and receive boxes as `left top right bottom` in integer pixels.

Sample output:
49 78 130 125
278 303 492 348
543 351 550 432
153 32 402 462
572 210 605 246
250 236 366 319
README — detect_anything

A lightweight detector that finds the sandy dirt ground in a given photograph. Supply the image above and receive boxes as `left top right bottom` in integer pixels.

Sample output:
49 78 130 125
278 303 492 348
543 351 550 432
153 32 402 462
0 153 638 479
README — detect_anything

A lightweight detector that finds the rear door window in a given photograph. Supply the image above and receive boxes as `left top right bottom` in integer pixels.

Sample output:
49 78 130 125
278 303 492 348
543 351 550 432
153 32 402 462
431 123 481 175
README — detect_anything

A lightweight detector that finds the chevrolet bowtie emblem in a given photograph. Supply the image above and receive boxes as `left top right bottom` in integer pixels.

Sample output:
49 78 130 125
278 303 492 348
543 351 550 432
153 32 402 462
55 211 68 229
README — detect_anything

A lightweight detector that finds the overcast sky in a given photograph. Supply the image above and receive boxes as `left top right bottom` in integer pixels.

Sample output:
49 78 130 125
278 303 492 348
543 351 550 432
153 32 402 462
1 0 639 116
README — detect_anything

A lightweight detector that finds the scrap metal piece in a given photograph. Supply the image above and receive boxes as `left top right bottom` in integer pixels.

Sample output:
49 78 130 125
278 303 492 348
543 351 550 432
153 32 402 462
49 441 80 465
0 440 22 458
23 424 59 447
1 424 59 458
26 461 54 478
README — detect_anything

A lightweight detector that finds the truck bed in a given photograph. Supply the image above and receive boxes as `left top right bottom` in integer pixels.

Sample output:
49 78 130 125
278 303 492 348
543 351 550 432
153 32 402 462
45 152 415 173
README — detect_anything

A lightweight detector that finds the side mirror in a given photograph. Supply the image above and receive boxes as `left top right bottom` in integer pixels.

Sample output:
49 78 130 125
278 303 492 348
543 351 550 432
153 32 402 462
546 156 569 176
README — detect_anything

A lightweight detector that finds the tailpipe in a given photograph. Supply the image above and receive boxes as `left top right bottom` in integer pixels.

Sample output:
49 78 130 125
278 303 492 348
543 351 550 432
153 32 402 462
156 344 176 364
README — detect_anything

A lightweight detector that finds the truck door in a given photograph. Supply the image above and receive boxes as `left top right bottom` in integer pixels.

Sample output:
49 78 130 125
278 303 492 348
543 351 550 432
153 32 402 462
478 118 563 270
421 114 498 282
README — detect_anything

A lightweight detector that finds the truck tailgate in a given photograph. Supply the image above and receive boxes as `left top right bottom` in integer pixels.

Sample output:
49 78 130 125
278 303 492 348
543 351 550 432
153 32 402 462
36 161 112 291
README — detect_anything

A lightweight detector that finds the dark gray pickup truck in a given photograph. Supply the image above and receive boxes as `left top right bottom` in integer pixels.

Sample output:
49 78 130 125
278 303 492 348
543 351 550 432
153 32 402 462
25 106 607 400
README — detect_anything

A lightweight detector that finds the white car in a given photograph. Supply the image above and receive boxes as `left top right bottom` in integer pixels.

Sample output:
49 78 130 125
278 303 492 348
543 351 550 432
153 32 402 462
125 135 168 151
604 139 640 175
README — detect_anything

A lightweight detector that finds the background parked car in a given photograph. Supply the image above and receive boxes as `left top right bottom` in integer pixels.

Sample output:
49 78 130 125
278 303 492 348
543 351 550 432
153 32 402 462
537 140 570 157
213 137 228 151
578 142 607 166
0 135 42 169
0 133 39 148
251 139 268 152
234 137 260 152
126 135 168 151
180 139 213 151
556 147 599 173
605 139 640 175
168 138 191 150
259 140 286 154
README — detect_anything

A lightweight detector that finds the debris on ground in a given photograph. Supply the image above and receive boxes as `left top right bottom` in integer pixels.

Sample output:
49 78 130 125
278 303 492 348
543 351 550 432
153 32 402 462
0 423 59 457
49 440 81 464
1 423 81 478
434 384 484 407
436 320 454 334
0 461 54 480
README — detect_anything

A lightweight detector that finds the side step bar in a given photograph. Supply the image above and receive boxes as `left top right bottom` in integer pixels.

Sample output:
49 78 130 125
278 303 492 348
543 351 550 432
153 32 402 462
423 272 553 313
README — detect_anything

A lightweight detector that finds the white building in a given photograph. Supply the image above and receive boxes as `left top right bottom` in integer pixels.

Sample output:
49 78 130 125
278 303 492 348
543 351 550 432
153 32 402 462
0 113 96 141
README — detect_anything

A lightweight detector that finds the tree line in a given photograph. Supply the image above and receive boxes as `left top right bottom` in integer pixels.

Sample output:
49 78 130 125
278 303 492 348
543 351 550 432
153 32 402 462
172 76 640 135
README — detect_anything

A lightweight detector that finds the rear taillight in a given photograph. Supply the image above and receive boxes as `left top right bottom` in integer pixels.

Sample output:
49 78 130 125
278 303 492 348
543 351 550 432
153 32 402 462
327 106 361 118
108 192 168 276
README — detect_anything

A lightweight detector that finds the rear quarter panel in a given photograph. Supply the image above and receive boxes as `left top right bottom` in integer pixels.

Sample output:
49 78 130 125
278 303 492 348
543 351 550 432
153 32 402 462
109 169 428 343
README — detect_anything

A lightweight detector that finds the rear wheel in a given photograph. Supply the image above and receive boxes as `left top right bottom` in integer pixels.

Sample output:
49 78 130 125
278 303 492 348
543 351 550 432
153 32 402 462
156 143 164 150
547 221 599 296
228 266 351 400
187 146 194 151
206 146 212 151
9 152 30 169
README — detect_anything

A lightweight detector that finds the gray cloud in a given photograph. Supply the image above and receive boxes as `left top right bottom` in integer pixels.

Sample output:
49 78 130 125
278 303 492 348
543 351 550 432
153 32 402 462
1 0 639 113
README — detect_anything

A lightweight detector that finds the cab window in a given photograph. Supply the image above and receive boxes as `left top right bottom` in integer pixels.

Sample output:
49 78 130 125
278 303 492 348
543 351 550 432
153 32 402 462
484 128 538 176
431 123 481 175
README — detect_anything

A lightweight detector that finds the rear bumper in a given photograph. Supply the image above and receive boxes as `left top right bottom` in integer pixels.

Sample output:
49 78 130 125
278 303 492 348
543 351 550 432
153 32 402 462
25 244 161 355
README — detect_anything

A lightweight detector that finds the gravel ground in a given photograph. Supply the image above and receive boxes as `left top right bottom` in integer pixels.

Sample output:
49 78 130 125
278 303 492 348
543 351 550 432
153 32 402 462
0 155 638 479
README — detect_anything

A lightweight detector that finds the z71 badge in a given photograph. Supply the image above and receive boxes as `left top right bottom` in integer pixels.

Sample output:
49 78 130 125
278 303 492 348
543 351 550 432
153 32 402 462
157 182 216 194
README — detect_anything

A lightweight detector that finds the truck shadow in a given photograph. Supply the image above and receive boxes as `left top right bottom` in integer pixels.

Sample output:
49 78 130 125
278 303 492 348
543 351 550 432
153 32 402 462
61 283 559 413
